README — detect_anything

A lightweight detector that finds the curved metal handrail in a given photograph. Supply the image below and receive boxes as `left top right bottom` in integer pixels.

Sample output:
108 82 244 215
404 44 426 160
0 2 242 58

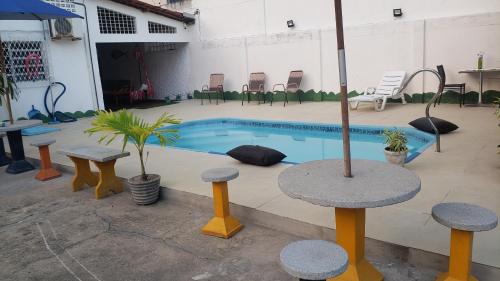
398 69 444 152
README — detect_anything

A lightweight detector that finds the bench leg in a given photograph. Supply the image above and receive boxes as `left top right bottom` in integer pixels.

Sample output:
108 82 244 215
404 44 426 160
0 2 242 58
436 229 478 281
201 181 244 239
92 160 123 199
69 157 98 192
35 145 61 181
330 208 383 281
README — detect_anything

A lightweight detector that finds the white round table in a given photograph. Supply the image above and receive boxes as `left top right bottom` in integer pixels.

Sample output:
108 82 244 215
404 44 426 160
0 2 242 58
278 159 421 281
0 120 42 174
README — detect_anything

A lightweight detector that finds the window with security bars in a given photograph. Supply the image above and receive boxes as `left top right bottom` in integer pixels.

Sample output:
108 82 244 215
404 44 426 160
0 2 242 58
1 41 48 82
148 21 177 34
44 0 76 12
97 6 136 34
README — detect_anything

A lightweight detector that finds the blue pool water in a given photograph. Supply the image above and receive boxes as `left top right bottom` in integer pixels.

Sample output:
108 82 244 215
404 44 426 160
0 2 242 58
146 118 435 164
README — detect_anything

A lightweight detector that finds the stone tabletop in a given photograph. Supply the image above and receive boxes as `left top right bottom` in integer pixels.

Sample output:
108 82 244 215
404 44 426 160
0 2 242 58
432 202 498 232
280 240 348 280
278 159 421 208
0 120 42 132
59 146 130 162
201 167 239 183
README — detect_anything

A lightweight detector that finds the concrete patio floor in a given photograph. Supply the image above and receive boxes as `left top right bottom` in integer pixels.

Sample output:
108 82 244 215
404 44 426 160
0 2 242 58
15 99 500 268
0 169 448 281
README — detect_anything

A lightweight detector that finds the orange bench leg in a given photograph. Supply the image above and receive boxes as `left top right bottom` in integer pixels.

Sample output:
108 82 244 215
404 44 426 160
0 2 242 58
201 181 244 238
92 160 123 199
35 145 61 181
436 229 478 281
69 156 98 192
330 208 384 281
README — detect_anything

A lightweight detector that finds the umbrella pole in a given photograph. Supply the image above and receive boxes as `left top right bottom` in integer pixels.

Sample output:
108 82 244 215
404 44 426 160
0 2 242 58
0 37 14 124
334 0 352 177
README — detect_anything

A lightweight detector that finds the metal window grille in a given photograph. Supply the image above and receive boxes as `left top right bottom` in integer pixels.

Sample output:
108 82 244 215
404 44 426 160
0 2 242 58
1 40 48 83
44 0 76 12
148 21 177 34
97 6 136 34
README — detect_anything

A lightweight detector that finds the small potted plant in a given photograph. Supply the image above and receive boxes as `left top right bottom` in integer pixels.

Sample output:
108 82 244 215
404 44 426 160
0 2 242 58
85 110 180 205
382 128 408 166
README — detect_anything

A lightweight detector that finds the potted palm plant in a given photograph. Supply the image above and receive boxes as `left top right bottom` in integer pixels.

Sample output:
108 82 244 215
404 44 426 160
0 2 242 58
382 128 408 166
85 110 180 205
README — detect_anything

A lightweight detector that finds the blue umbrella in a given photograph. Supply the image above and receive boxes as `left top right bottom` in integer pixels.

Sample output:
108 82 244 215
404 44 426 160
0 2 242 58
0 0 82 20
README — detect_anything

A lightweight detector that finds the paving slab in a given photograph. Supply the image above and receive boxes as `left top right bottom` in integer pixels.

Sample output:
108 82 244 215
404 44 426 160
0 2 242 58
0 168 446 281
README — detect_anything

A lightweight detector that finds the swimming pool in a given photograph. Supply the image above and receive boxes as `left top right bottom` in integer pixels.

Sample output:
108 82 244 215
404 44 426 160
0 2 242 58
146 118 435 164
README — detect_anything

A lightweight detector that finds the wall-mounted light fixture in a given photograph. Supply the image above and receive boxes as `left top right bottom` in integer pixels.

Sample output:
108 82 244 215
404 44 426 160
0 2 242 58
287 20 295 28
393 9 403 17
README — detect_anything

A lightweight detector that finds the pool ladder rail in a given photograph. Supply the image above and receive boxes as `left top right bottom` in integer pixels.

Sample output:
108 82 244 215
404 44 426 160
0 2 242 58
398 69 444 152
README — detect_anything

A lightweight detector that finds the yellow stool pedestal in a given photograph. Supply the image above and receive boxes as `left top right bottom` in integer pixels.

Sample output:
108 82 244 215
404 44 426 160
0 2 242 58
436 229 478 281
202 181 243 239
330 208 383 281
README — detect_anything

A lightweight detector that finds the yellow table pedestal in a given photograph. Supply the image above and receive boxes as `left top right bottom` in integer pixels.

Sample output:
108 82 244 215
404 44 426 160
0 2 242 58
202 181 243 239
69 157 122 199
330 208 384 281
70 157 98 192
436 229 478 281
92 160 123 199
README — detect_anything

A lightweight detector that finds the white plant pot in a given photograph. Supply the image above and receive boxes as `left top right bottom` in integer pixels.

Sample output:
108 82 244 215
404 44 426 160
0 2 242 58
128 174 161 205
384 148 408 166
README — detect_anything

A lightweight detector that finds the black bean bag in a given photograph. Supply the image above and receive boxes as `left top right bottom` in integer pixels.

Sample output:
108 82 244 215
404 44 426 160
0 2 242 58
227 145 286 166
409 117 458 134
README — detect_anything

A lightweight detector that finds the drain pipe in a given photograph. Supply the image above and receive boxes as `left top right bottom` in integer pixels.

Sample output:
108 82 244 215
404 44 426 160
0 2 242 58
398 69 444 152
74 1 100 110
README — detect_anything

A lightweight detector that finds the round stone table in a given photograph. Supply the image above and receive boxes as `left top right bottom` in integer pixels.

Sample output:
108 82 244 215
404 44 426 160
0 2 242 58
0 120 42 174
278 159 421 281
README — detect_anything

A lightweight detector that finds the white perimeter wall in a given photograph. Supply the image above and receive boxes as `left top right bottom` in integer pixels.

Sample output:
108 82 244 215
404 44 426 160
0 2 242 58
185 0 500 95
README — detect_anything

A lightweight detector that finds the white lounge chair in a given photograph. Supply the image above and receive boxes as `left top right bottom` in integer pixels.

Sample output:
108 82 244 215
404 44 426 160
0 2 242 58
349 71 407 111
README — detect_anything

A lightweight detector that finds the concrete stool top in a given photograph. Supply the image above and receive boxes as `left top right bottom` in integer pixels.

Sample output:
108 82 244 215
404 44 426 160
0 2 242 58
432 202 498 232
201 167 239 183
0 132 5 137
280 240 348 280
31 139 56 147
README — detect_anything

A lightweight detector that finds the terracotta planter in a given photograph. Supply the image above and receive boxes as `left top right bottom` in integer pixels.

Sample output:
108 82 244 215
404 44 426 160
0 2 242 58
384 148 408 166
128 174 161 205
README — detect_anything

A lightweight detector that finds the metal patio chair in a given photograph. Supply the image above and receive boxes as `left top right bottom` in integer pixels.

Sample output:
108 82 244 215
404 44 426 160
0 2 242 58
434 65 466 107
201 73 225 105
242 72 266 105
271 70 304 107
